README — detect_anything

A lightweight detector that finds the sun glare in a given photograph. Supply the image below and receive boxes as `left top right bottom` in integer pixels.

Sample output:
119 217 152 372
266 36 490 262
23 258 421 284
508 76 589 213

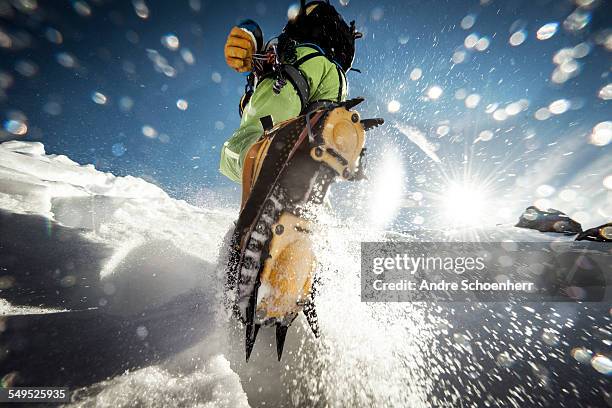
442 182 489 226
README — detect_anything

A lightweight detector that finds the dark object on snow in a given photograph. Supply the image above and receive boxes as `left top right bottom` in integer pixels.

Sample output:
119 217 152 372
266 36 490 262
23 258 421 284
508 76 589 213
575 222 612 242
515 206 582 234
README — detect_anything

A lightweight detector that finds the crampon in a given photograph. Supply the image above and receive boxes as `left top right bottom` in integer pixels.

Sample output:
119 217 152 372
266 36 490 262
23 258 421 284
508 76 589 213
225 97 383 361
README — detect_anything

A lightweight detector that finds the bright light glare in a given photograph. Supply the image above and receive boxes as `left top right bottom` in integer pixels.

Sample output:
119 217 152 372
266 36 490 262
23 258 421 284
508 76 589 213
369 155 404 228
442 183 488 226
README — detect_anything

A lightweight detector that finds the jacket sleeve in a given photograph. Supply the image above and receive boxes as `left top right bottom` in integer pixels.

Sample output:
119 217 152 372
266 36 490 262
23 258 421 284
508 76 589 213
219 50 339 183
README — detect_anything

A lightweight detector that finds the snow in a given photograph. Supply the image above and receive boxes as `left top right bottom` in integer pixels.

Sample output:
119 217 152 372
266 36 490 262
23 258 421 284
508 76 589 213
0 141 609 407
0 141 246 406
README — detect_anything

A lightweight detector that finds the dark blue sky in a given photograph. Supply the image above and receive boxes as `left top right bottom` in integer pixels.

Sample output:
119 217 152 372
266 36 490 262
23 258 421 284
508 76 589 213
0 0 610 223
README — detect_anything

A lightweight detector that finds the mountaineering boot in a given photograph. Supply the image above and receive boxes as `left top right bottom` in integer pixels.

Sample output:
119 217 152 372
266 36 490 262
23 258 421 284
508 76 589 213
225 98 383 360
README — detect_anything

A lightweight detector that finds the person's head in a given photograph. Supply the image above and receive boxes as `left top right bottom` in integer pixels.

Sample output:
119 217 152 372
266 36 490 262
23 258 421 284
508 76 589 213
282 0 362 72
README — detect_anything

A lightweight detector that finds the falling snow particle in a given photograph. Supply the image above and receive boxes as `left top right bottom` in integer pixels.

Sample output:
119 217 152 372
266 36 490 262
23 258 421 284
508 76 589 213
119 96 134 112
3 119 27 135
536 22 558 40
211 72 222 83
591 354 612 375
371 7 384 21
509 30 527 46
112 143 126 157
132 0 149 19
409 68 422 81
548 99 571 115
563 9 591 33
460 14 476 30
603 175 612 190
161 34 179 51
464 33 479 49
476 130 493 142
387 100 401 113
589 121 611 147
72 1 92 17
287 4 300 21
571 347 593 363
598 84 612 100
475 37 490 51
181 48 195 65
142 125 157 138
91 91 107 105
426 86 443 100
136 325 148 339
465 94 481 109
176 99 188 110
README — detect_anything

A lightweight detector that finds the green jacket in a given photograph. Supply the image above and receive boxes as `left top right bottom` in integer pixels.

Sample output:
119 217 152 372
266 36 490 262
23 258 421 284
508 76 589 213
219 45 348 183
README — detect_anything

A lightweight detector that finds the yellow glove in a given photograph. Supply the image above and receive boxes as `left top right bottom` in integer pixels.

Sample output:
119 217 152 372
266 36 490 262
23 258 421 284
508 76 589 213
224 27 256 73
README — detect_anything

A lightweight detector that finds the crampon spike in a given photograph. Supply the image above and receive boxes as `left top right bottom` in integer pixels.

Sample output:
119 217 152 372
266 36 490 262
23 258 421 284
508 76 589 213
245 323 260 362
361 118 385 131
341 97 365 110
303 302 321 338
275 324 289 361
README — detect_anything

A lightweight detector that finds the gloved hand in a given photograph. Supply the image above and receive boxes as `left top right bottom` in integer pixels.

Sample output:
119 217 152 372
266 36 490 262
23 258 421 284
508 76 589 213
224 27 256 73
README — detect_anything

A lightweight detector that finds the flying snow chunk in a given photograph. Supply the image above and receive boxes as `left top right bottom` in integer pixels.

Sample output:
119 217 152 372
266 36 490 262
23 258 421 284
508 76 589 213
571 347 593 363
176 99 188 111
535 108 551 121
287 3 300 21
536 22 559 40
395 124 441 163
426 86 443 100
181 48 195 65
112 143 126 157
563 9 590 32
464 33 479 49
56 52 77 68
371 7 384 21
3 119 27 135
465 94 481 109
475 37 490 51
161 34 180 51
548 99 570 115
409 68 422 81
598 84 612 100
211 72 222 83
142 125 157 138
452 49 467 64
387 100 401 113
45 28 63 44
509 30 527 46
72 1 92 17
91 91 107 105
591 354 612 375
536 184 555 198
460 14 476 30
493 109 508 121
476 130 493 143
132 0 149 19
590 121 611 147
455 88 467 100
119 96 134 112
604 175 612 190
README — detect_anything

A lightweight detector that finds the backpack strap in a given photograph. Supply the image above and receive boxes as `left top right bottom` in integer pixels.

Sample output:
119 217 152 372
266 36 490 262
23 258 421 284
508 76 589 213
280 49 325 113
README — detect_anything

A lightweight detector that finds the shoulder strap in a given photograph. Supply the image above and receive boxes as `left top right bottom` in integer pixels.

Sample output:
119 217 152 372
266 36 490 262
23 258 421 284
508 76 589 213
281 64 310 112
335 65 345 102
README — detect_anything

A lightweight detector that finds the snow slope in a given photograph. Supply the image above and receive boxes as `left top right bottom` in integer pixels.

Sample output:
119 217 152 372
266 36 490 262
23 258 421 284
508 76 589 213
0 140 249 407
0 141 610 408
